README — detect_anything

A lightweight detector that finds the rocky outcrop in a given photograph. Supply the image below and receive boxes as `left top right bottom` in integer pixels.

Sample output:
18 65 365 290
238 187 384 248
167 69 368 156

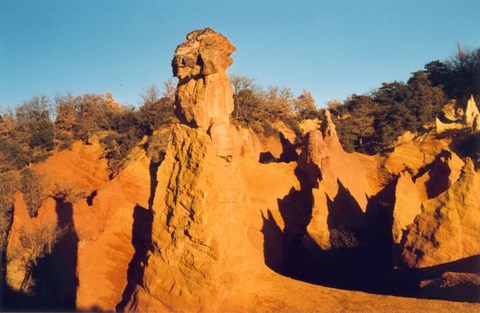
4 141 154 311
127 124 252 312
436 96 479 133
465 95 479 127
299 110 384 249
125 28 250 312
383 131 452 177
386 132 467 247
473 114 480 133
441 100 464 122
392 171 423 244
172 28 237 157
6 142 109 292
401 158 480 268
173 29 235 125
170 27 238 158
5 27 480 312
298 118 320 135
75 147 152 311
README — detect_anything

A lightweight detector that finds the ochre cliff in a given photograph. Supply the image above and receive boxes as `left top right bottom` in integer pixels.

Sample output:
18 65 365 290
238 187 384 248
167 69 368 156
4 28 479 312
401 158 480 268
122 28 479 311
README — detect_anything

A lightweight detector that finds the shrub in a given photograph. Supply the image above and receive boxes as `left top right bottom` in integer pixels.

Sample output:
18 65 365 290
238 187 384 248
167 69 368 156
9 224 65 294
0 139 32 172
28 119 54 151
55 131 74 151
101 129 142 177
138 97 176 134
19 169 45 218
330 226 360 249
0 171 18 248
145 130 170 163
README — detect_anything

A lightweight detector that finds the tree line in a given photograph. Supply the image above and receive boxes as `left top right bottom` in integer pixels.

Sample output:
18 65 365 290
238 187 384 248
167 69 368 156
330 46 479 154
1 46 478 172
0 82 176 175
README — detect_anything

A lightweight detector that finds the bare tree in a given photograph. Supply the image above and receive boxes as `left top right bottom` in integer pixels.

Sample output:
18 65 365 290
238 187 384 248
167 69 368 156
9 224 65 293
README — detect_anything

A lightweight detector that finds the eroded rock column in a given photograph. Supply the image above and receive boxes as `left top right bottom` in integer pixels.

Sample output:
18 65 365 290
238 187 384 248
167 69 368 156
172 27 236 156
126 28 249 313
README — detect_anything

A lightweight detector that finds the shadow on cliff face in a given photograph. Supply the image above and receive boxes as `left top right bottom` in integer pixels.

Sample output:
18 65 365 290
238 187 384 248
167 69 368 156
260 210 284 273
261 168 480 302
116 159 159 311
4 197 80 311
259 133 299 164
261 166 315 278
306 178 396 294
262 171 397 295
32 197 79 310
116 204 153 312
409 255 480 302
413 150 452 199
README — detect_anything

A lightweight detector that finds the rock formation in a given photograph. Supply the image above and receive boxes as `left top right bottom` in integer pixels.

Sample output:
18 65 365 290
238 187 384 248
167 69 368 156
392 171 423 244
436 95 480 134
125 28 251 312
401 158 480 268
172 28 236 157
465 95 479 127
298 110 384 249
123 28 479 311
473 114 480 133
441 100 464 122
4 28 480 312
5 142 152 311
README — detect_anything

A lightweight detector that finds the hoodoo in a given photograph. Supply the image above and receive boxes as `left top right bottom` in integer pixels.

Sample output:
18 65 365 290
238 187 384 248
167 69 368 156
4 28 478 313
125 28 251 312
121 28 479 312
172 28 237 157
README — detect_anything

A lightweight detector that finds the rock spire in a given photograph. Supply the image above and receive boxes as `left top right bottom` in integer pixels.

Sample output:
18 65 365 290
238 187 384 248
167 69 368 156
172 28 236 132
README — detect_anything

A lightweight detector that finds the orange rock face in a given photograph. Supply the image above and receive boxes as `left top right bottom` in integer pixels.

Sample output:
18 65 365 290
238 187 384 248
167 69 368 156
5 28 480 312
173 28 236 131
401 159 480 268
5 142 152 311
298 110 384 249
122 28 479 312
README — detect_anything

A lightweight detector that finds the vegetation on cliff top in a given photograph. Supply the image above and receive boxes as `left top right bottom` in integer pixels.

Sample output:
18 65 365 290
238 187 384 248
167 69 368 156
331 46 479 154
1 47 476 252
0 46 477 178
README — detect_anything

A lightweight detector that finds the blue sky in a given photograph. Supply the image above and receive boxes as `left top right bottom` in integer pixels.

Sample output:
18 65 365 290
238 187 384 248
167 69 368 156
1 0 479 109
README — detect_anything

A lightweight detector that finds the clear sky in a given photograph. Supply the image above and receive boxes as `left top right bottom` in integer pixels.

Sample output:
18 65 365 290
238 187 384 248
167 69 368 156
1 0 479 110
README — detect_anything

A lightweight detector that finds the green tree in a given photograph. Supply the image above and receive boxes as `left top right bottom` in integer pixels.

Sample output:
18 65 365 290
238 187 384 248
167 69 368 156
425 46 480 102
404 71 447 129
138 98 175 133
0 139 32 172
231 75 264 124
230 75 301 136
0 171 17 241
333 94 377 153
29 119 54 151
